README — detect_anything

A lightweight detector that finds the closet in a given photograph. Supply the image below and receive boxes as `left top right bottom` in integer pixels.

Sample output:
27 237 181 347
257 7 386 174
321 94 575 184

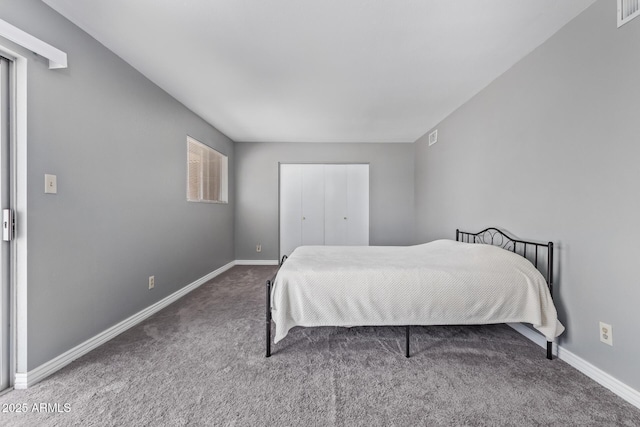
279 163 369 259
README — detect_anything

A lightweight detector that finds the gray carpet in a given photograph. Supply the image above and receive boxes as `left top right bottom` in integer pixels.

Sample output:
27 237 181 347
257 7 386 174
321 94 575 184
1 265 638 426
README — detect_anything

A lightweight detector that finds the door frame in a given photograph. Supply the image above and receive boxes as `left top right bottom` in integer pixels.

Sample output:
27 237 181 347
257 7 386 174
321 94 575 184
0 43 29 390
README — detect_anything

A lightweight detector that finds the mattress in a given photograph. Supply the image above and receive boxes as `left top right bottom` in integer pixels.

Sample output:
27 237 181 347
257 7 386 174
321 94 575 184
271 240 565 343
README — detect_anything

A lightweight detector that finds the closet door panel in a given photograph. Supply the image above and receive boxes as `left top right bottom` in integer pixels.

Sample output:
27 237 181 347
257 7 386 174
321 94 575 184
324 165 348 245
279 164 302 259
301 164 325 245
347 164 369 245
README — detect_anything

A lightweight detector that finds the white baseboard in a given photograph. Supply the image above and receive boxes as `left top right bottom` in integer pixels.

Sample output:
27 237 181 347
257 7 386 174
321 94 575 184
235 260 279 266
508 323 640 410
14 373 27 389
15 261 236 389
507 323 558 355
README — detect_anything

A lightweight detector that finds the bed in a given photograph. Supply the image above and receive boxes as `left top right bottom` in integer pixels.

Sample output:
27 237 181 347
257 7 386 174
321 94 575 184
265 227 564 359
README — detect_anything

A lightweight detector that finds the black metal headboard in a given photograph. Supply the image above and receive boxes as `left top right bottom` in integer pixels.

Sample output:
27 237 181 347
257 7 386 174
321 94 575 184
456 227 554 296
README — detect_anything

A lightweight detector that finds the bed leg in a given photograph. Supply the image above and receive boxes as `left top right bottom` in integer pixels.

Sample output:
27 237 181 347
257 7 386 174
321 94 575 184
266 280 272 358
546 341 552 360
405 326 410 358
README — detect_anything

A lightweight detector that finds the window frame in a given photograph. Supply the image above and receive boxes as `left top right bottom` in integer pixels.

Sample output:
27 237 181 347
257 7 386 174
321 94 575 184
186 136 228 204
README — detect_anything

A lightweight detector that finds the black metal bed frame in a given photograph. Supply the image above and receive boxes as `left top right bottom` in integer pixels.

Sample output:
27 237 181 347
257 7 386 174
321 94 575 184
456 227 554 360
266 227 555 360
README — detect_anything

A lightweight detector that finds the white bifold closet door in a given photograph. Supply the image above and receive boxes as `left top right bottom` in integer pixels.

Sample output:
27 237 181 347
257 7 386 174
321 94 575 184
324 165 348 245
301 164 325 246
280 163 369 259
279 164 303 259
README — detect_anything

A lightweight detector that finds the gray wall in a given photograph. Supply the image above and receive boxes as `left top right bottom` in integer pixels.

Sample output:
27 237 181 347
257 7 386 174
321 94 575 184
235 142 415 260
415 0 640 390
1 0 235 369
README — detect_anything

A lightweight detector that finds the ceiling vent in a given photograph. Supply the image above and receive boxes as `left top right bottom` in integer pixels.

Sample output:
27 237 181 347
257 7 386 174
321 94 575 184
618 0 640 27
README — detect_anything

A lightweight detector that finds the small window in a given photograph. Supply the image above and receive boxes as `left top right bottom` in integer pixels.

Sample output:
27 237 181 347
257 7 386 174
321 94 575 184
187 136 228 203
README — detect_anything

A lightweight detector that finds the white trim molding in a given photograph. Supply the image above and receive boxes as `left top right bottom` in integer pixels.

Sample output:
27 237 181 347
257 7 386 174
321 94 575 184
13 373 27 389
16 261 235 389
0 43 29 388
508 323 558 356
0 19 67 69
235 260 279 266
509 323 640 410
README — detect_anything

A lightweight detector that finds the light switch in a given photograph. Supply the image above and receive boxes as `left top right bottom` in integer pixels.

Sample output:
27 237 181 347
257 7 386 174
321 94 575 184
45 174 57 194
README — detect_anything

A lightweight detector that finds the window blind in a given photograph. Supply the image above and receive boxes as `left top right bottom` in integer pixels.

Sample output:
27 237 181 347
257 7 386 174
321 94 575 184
187 137 228 203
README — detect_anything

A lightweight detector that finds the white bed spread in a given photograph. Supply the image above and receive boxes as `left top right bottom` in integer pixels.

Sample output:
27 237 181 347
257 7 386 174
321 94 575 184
271 240 565 343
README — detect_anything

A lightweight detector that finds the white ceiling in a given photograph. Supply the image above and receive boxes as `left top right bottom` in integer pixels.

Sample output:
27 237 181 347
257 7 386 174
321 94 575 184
43 0 596 143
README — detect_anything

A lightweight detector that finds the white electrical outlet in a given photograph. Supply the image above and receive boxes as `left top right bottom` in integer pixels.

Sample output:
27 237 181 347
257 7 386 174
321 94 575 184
256 244 262 253
599 322 612 346
148 276 155 290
